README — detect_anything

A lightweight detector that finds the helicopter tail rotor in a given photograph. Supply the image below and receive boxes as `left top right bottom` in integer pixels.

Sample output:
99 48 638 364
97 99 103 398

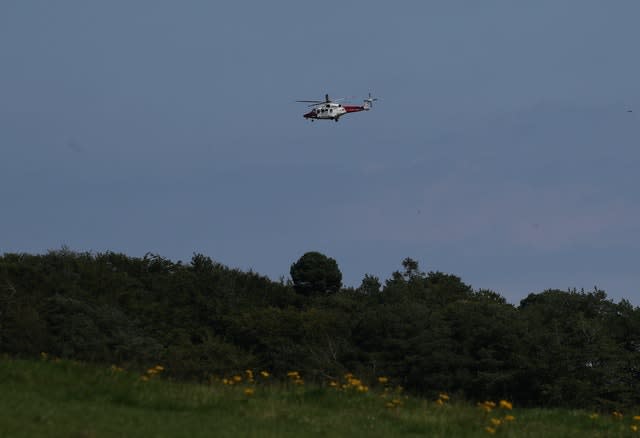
363 93 378 110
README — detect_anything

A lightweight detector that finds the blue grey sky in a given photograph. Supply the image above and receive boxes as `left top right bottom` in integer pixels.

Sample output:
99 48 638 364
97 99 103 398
2 1 639 305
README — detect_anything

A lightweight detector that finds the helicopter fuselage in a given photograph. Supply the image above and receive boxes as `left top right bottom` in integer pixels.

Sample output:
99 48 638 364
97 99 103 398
303 103 366 121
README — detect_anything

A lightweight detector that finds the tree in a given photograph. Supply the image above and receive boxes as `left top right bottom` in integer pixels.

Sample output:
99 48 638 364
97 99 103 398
358 274 381 295
290 252 342 295
515 289 639 408
401 257 422 280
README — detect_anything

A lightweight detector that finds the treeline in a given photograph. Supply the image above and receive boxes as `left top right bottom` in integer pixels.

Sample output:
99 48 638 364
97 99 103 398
1 249 639 409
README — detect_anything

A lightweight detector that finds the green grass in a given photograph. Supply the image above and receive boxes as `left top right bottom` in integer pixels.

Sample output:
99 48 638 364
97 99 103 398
1 357 638 437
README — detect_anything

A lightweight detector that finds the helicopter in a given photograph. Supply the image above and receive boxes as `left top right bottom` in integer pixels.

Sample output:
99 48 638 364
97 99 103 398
296 93 378 122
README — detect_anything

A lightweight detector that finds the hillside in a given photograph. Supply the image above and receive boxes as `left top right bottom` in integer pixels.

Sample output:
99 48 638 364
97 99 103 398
1 249 639 409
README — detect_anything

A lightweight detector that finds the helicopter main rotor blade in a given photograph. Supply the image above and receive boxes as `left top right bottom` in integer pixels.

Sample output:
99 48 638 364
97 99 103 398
297 94 333 103
297 101 327 107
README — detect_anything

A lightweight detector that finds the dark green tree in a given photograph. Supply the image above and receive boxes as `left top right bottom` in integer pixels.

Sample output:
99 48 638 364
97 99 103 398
290 252 342 295
401 257 422 280
515 288 639 408
357 274 381 295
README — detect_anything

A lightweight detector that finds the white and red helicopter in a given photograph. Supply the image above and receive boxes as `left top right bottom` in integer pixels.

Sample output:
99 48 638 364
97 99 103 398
297 93 378 122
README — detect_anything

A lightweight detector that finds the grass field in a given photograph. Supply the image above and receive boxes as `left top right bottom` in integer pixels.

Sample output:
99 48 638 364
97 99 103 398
1 357 638 437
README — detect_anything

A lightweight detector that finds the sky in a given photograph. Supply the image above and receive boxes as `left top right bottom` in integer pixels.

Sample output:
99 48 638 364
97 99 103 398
2 1 639 305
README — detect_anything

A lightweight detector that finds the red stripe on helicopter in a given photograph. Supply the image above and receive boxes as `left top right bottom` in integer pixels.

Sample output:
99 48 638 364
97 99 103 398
343 105 364 113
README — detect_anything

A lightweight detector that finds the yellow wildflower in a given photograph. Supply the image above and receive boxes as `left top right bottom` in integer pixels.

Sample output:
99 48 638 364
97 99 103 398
613 411 624 419
631 425 638 432
490 418 502 426
243 388 255 396
349 378 362 387
439 393 450 401
329 381 338 387
154 365 164 372
260 371 270 378
633 415 640 421
232 375 242 382
504 415 516 422
287 371 300 378
479 401 496 412
485 426 496 435
436 399 444 406
377 376 389 384
499 400 512 410
356 385 368 393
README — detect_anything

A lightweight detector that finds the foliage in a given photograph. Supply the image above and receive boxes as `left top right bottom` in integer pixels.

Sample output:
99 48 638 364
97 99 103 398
289 251 342 295
1 249 639 409
357 274 381 295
